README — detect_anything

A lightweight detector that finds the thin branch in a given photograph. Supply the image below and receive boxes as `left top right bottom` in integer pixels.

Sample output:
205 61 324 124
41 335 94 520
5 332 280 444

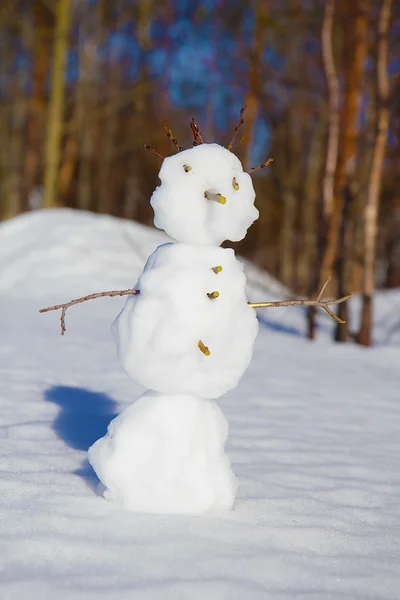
195 120 204 144
39 289 140 335
143 144 164 160
190 118 204 145
317 275 331 301
190 119 198 146
39 277 351 338
247 158 274 174
235 135 244 150
165 127 183 152
248 277 352 325
228 105 247 151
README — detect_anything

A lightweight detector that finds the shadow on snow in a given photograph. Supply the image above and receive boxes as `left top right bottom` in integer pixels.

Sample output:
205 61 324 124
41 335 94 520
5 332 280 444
44 385 118 491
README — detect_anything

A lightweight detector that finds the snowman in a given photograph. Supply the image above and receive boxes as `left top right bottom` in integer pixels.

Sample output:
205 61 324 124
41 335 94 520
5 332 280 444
88 142 260 515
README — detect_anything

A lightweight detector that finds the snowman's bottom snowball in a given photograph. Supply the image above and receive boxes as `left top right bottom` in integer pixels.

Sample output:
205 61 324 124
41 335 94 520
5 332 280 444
88 391 237 515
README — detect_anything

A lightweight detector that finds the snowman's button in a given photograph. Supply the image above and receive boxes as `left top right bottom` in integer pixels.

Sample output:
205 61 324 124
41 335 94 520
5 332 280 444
211 265 223 274
198 340 211 356
207 291 220 300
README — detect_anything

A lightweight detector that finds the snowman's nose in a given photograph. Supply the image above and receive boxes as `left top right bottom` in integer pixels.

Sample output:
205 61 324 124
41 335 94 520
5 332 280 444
204 190 226 205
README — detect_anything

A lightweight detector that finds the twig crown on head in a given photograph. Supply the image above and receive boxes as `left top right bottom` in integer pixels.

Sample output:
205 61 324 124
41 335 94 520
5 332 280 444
143 105 274 178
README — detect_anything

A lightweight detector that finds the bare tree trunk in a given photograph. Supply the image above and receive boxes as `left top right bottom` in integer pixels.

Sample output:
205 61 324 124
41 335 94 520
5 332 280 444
308 0 339 339
59 135 78 199
0 102 11 220
358 0 392 346
77 6 97 212
97 69 119 215
321 0 340 222
351 67 377 294
242 2 267 170
279 114 302 290
5 73 28 219
42 0 71 209
300 115 326 295
0 14 14 220
280 189 297 286
320 0 369 341
22 0 52 213
334 185 353 341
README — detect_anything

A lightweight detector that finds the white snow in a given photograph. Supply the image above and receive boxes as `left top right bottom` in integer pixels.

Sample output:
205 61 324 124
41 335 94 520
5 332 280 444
89 391 237 514
1 208 400 599
112 242 258 398
151 143 259 245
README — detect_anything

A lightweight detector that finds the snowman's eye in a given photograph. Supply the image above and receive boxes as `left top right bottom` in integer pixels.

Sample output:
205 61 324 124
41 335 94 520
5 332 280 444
232 177 239 191
183 164 192 172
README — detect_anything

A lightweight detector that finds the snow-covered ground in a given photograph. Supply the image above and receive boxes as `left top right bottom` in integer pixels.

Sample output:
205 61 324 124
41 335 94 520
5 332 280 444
0 209 399 600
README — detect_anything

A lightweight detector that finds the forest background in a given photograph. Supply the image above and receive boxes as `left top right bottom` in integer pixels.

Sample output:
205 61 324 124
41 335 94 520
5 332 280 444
0 0 399 345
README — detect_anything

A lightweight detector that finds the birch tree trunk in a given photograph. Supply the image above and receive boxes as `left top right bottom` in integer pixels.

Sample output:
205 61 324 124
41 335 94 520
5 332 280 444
358 0 392 346
42 0 71 209
320 0 369 341
308 0 339 339
321 0 339 223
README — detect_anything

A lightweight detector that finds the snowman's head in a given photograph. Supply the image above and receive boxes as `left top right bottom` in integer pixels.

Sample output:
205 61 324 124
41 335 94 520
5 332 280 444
150 143 259 246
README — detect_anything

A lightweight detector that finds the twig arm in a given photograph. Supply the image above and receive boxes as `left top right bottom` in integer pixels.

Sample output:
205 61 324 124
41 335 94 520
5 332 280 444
39 289 140 335
39 278 351 337
248 277 352 325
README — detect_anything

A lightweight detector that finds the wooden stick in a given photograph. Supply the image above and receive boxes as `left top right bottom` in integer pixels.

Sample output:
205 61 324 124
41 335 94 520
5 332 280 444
235 135 244 150
190 119 198 146
247 158 274 174
317 275 332 301
39 277 351 337
39 289 140 335
165 127 183 152
198 340 210 356
211 266 223 274
204 190 226 204
190 117 204 145
248 277 352 325
143 144 164 160
228 105 247 151
195 119 204 144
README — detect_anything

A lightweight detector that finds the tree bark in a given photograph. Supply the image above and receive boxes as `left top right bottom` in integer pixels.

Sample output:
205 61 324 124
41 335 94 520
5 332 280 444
21 0 52 213
358 0 392 346
308 0 339 339
321 0 339 223
320 0 369 341
242 2 267 170
42 0 71 209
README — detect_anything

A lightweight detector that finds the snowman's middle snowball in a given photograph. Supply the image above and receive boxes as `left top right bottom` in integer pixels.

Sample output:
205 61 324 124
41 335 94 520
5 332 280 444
112 242 259 399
